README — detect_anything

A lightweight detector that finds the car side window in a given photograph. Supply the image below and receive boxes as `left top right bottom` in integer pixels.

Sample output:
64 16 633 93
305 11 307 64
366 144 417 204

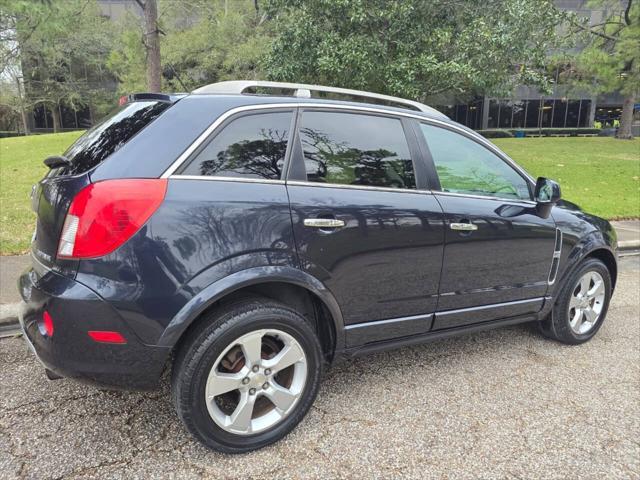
298 111 416 189
180 111 292 179
420 123 531 200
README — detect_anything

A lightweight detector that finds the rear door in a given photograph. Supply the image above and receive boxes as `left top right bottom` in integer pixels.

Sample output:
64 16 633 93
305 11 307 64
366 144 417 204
417 122 558 330
286 108 445 346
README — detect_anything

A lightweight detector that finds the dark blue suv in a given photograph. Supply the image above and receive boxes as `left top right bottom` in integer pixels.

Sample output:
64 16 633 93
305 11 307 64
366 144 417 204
19 81 617 452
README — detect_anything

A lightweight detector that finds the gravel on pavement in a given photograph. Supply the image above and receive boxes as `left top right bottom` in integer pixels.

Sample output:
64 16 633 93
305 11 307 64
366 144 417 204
0 257 638 479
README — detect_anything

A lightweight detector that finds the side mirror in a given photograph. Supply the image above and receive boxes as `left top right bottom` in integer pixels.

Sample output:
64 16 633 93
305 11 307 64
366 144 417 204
534 177 561 218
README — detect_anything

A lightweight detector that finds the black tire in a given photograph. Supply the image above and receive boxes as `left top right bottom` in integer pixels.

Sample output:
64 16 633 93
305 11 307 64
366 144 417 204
538 258 612 345
171 297 323 453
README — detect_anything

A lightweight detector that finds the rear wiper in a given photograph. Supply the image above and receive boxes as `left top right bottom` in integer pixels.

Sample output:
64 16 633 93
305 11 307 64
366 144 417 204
43 155 71 169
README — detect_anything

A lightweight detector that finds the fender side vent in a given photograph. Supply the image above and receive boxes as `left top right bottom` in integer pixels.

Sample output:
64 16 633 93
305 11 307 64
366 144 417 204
548 229 562 285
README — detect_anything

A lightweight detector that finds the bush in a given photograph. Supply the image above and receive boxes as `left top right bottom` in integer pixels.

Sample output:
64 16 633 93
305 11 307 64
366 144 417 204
537 128 601 136
0 131 24 139
477 128 601 138
476 129 514 138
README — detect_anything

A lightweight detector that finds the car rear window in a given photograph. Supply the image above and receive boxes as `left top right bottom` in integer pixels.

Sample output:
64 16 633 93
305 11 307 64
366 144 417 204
55 101 171 176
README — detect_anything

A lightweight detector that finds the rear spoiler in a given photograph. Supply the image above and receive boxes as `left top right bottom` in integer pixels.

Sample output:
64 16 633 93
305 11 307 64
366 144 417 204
118 92 186 106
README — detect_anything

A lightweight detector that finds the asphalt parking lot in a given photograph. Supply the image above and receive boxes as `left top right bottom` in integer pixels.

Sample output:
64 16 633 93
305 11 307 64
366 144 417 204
1 256 638 479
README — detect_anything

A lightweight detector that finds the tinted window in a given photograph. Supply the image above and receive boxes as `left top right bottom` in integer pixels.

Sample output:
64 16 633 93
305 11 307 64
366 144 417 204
299 111 416 189
61 101 171 175
181 112 292 179
420 124 530 200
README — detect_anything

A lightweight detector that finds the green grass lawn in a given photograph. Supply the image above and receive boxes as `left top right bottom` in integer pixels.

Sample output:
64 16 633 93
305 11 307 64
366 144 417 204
494 137 639 219
0 133 638 255
1 131 83 255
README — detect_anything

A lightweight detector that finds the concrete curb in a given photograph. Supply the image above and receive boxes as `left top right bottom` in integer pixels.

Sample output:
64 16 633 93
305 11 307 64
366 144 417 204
618 240 640 250
0 303 21 327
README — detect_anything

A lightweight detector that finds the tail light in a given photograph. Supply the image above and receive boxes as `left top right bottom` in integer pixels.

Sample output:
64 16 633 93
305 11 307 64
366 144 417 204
57 179 167 259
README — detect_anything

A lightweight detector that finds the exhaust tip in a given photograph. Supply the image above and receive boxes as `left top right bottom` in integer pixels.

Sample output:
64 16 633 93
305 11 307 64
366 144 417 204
44 368 63 381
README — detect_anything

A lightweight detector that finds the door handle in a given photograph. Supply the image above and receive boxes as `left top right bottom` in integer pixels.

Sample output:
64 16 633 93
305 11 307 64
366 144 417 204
303 218 345 228
450 222 478 231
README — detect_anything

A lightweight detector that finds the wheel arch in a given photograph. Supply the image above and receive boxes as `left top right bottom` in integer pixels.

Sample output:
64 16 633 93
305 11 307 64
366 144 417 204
585 248 617 290
553 241 618 299
158 266 345 360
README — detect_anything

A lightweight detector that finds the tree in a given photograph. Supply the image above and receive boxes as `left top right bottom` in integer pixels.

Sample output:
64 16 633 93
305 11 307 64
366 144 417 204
161 0 271 91
0 0 114 133
264 0 565 102
564 0 638 139
108 0 270 94
0 61 35 134
134 0 161 92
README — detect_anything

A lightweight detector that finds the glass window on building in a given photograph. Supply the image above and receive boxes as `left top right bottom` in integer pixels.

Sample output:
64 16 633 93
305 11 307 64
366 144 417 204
487 100 500 129
466 100 483 129
60 105 78 129
455 105 468 126
541 100 554 128
436 105 455 119
525 99 541 128
499 101 514 128
33 105 47 129
566 100 581 127
578 100 591 127
76 106 92 129
512 101 526 128
553 99 568 128
33 105 53 130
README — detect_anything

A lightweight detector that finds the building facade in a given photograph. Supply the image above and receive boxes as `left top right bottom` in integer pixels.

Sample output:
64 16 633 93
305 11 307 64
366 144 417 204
434 0 627 130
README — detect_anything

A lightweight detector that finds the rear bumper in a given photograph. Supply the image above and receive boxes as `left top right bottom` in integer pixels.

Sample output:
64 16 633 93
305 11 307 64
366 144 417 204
18 267 171 390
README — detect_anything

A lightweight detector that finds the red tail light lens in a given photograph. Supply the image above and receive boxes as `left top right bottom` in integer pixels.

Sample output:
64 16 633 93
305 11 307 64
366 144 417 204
57 179 167 259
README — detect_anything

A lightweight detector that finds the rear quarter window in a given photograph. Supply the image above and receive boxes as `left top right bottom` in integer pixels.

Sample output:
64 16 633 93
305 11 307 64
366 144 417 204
178 111 293 180
56 101 171 176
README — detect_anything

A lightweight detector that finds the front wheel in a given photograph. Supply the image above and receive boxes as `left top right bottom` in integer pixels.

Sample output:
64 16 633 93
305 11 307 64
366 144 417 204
171 298 323 453
538 258 612 345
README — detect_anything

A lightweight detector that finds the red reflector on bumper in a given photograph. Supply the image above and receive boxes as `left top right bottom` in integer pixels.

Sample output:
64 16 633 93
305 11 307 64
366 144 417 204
41 311 54 337
88 331 127 344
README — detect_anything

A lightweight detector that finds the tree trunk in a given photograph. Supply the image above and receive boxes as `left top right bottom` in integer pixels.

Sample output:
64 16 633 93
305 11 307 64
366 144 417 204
20 109 29 135
616 94 635 139
14 75 30 135
51 104 61 133
143 0 161 93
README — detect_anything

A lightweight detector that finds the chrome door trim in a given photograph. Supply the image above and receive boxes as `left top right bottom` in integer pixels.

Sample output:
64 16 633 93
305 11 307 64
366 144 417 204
161 102 535 184
303 218 346 228
435 190 537 206
286 180 429 195
436 297 544 316
450 222 478 231
345 312 434 331
169 175 285 185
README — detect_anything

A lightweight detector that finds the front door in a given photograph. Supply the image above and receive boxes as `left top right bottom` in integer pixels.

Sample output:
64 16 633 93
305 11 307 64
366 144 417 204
286 109 445 345
418 122 557 330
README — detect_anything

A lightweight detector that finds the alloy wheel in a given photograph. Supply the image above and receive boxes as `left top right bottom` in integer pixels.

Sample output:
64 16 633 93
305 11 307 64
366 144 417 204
568 271 606 335
204 329 307 435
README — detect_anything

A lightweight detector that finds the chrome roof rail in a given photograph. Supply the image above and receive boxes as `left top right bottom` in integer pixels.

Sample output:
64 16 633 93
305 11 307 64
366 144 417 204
192 80 447 118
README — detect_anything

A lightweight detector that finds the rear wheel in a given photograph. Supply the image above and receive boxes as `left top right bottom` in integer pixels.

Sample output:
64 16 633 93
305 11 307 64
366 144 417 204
172 298 323 453
538 258 612 345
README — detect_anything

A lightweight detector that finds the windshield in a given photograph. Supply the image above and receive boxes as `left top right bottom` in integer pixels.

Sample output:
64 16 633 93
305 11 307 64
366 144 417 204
57 101 171 176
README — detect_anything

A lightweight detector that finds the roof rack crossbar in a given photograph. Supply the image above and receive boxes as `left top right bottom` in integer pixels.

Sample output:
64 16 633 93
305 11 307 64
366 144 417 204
192 80 446 117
